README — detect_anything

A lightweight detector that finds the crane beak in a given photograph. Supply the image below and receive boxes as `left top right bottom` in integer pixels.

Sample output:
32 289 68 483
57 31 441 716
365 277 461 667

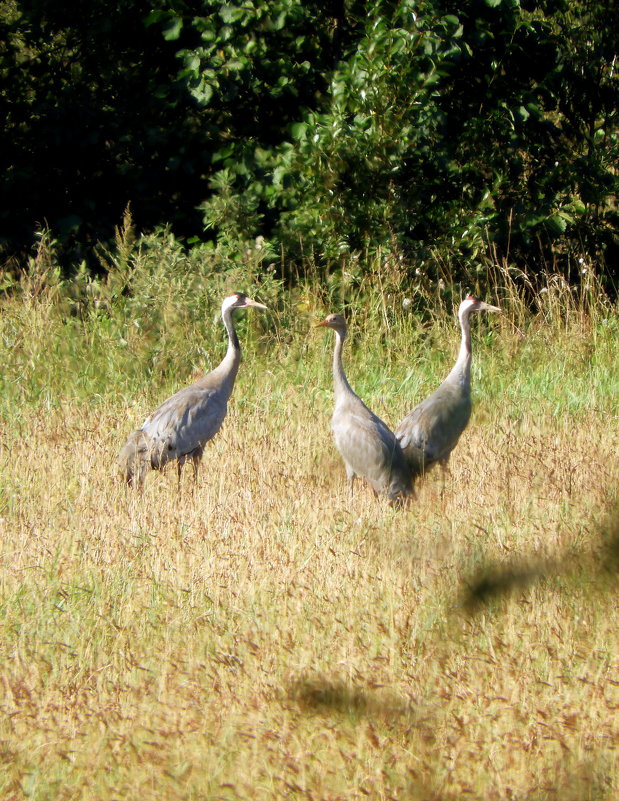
244 298 268 310
314 319 329 328
481 302 501 313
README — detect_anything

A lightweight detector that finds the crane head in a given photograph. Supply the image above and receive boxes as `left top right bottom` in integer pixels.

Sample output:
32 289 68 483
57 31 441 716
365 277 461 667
460 296 501 316
222 293 268 312
315 313 347 333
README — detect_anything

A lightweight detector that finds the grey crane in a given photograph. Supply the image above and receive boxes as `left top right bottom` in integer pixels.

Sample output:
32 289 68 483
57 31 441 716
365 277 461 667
118 292 267 488
395 295 500 477
316 313 413 501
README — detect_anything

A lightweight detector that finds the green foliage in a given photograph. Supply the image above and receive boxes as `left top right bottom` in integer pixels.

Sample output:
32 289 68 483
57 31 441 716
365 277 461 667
182 2 617 282
161 0 338 249
271 6 449 258
431 0 619 275
186 0 619 282
0 225 616 418
0 0 206 262
173 0 331 116
1 0 617 288
0 224 282 411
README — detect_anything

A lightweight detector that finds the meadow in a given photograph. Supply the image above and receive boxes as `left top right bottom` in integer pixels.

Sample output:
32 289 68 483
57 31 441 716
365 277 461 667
0 235 618 800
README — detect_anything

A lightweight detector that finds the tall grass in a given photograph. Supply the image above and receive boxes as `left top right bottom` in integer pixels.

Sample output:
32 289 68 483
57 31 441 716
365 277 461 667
0 231 617 800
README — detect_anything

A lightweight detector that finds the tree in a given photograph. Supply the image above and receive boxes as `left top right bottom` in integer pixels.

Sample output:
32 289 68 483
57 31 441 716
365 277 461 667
0 0 206 264
1 0 617 284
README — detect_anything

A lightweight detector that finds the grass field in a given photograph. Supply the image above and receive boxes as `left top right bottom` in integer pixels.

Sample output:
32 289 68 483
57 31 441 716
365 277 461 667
0 245 618 800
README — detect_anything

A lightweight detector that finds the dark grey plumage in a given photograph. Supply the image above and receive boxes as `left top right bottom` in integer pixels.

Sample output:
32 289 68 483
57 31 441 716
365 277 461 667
396 296 500 476
317 313 412 501
119 292 267 488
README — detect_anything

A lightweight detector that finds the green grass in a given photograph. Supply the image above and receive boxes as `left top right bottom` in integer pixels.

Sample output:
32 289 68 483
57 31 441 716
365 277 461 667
0 238 618 800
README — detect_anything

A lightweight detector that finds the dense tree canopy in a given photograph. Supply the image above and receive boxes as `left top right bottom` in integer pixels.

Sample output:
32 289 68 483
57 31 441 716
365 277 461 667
1 0 617 281
0 0 207 254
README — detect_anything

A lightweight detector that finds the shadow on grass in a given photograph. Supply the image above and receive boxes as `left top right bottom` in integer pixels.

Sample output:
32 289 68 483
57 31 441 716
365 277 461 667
285 508 619 799
526 758 613 801
462 506 619 614
287 674 613 801
287 675 420 724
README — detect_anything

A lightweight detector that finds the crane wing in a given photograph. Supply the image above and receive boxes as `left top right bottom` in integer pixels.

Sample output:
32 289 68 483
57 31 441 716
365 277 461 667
396 381 471 466
333 399 410 495
141 382 228 469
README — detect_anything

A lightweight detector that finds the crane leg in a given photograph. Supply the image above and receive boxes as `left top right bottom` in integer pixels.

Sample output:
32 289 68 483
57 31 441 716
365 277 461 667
438 459 452 499
175 449 202 495
190 452 201 486
345 465 356 500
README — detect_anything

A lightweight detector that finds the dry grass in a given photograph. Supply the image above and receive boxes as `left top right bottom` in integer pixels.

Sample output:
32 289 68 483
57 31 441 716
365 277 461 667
0 332 618 800
0 240 617 799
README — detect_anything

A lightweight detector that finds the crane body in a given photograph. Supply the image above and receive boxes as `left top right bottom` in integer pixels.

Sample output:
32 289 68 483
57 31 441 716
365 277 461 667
396 296 500 476
118 292 266 488
317 313 412 501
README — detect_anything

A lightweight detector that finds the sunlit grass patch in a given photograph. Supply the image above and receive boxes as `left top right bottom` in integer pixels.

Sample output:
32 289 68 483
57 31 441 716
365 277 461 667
0 244 617 800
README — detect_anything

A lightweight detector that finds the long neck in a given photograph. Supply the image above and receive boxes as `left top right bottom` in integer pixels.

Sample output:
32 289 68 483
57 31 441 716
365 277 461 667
210 305 242 393
447 306 472 386
332 329 354 401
